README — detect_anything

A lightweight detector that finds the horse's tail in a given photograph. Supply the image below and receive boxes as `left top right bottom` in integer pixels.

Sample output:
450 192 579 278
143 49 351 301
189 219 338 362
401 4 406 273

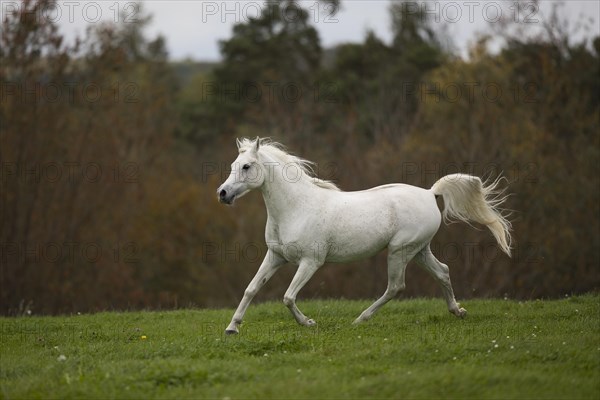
431 173 512 257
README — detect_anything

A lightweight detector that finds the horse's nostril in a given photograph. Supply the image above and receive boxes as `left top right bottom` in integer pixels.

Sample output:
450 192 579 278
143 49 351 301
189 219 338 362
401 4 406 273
219 189 227 199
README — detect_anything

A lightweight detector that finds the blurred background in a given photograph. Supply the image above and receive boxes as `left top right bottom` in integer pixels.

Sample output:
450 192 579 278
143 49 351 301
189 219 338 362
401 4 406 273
1 0 598 315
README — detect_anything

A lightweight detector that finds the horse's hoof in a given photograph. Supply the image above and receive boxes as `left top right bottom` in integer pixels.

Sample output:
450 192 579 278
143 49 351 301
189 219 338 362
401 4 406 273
353 311 371 325
225 328 239 335
306 318 316 326
452 308 467 318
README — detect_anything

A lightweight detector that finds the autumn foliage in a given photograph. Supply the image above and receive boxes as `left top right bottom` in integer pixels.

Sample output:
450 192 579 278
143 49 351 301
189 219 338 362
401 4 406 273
1 0 598 314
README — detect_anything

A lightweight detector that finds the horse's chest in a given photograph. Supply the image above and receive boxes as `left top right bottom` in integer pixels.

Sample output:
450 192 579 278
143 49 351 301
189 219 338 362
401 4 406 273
265 221 302 244
265 219 318 262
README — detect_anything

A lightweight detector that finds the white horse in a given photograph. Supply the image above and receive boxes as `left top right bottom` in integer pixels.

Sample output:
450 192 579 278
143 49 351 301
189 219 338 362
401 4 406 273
217 137 511 334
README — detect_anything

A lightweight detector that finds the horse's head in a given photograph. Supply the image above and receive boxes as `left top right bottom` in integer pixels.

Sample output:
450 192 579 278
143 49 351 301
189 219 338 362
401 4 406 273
217 137 264 205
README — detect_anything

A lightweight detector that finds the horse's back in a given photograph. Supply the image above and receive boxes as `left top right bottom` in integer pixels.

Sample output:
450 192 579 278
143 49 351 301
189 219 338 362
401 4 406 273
356 183 440 235
321 184 441 262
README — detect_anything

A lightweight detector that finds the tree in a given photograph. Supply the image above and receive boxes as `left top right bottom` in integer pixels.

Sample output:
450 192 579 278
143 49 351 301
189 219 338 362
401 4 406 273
0 1 178 313
190 0 339 145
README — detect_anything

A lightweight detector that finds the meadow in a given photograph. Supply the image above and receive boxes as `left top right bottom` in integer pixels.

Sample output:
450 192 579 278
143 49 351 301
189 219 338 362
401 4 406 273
1 295 598 399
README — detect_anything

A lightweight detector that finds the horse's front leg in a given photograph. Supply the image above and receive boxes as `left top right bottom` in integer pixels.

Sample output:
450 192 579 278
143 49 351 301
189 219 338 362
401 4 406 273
225 250 286 334
283 259 322 327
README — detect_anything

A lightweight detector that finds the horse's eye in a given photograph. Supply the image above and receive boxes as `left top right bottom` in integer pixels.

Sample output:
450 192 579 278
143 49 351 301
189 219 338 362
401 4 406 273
242 164 250 171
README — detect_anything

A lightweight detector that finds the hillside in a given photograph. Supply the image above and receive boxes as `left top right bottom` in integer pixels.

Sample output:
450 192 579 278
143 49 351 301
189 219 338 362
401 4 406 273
1 296 598 399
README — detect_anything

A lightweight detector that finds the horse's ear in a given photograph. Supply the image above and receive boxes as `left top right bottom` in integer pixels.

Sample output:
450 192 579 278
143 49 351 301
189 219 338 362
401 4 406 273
236 138 242 149
255 136 260 152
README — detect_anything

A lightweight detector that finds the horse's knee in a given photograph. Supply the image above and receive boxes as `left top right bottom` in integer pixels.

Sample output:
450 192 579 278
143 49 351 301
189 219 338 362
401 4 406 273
244 288 258 298
283 296 294 307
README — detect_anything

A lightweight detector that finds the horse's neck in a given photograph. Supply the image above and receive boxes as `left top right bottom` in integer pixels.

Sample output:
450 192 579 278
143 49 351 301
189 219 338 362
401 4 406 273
260 163 319 221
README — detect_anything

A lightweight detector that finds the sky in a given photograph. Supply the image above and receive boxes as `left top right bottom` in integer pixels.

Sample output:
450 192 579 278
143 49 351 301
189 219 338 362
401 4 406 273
3 1 599 60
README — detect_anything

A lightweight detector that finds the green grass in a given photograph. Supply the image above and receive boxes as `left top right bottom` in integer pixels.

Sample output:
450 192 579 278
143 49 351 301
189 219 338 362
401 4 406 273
1 295 599 399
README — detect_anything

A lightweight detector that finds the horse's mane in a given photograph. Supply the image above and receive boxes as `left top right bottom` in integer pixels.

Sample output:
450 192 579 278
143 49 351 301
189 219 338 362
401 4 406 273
238 138 340 191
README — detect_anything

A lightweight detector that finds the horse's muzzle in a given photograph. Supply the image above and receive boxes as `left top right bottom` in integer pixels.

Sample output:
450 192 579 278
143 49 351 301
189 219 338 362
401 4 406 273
217 187 235 205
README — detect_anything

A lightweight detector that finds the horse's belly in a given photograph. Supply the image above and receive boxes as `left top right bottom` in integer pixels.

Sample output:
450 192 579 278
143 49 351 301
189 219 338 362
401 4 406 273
325 238 389 262
324 210 397 262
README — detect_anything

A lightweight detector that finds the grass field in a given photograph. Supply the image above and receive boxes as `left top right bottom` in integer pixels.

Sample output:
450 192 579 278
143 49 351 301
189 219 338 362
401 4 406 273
1 295 599 399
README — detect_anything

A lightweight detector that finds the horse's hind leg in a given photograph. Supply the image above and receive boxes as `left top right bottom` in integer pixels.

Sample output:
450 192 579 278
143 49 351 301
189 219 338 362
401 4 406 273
414 245 466 318
353 248 412 324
